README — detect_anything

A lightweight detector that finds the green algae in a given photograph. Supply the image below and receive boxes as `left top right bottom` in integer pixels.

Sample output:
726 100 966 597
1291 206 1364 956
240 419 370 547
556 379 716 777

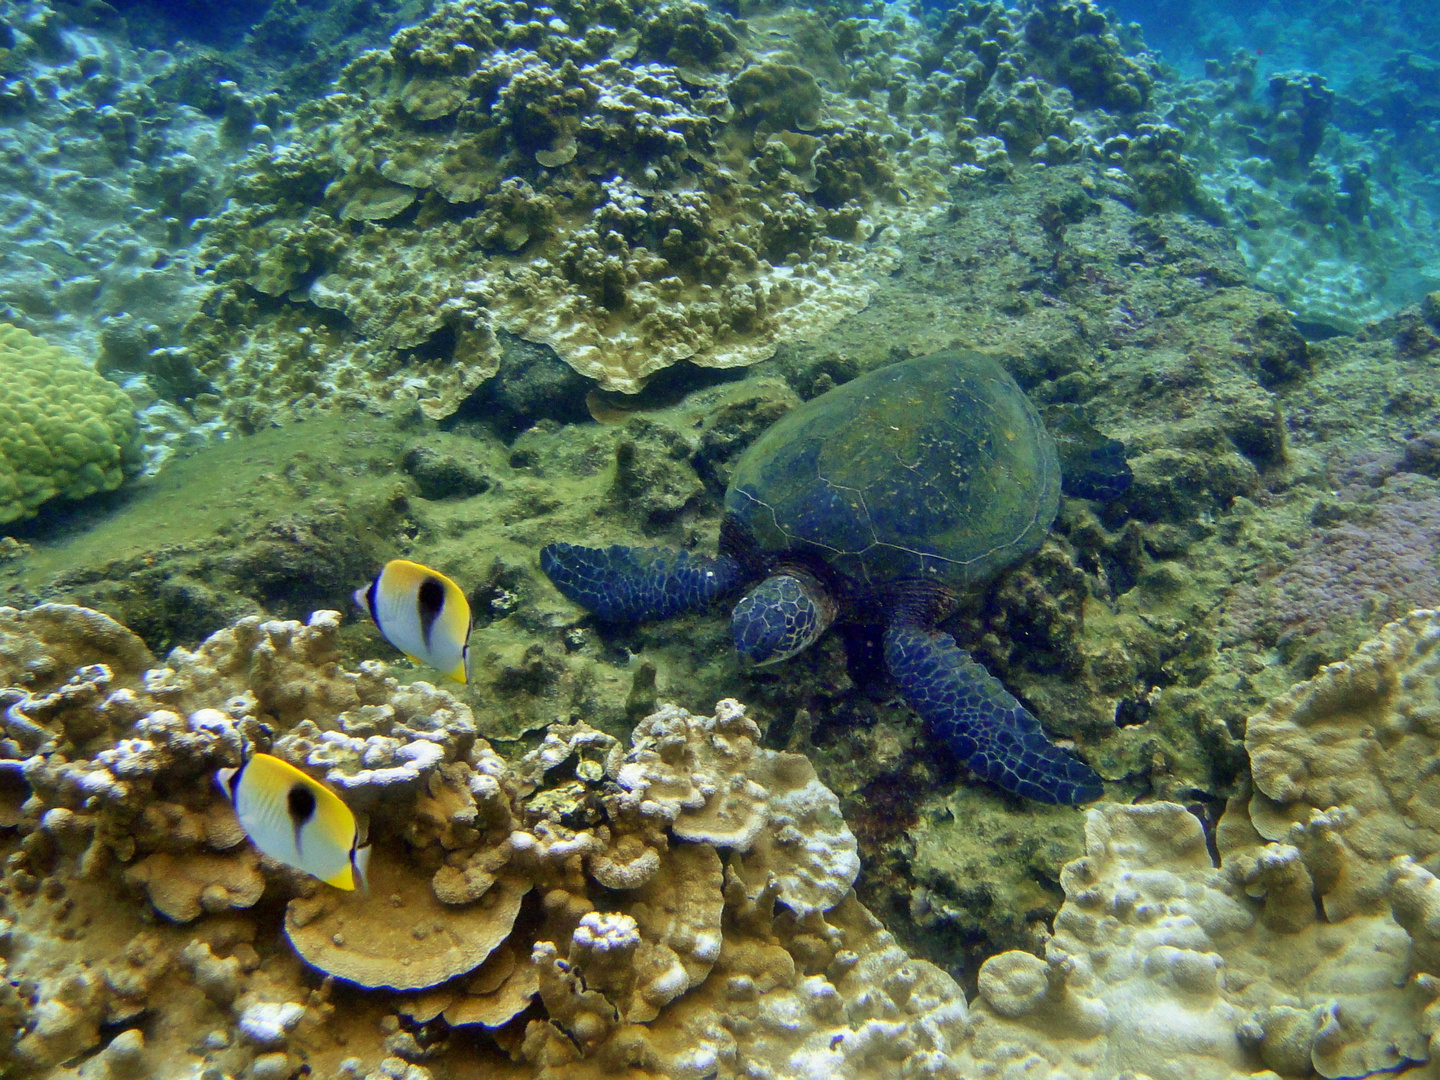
2 415 404 593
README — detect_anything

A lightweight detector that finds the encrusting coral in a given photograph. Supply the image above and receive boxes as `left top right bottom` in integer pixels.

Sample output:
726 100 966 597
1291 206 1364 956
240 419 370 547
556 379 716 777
1243 608 1440 923
0 604 960 1078
0 323 140 523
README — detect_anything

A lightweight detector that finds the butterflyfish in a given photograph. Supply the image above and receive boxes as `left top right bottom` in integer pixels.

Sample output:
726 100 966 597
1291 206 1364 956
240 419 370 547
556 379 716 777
217 752 370 891
354 559 471 683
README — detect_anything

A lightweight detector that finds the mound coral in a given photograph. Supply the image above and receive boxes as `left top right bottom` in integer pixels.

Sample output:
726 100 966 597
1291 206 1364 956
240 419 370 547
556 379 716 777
1244 608 1440 921
0 323 139 523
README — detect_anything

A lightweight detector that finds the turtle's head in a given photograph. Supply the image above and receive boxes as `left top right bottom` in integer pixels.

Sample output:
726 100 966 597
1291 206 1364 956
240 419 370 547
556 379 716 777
731 572 837 665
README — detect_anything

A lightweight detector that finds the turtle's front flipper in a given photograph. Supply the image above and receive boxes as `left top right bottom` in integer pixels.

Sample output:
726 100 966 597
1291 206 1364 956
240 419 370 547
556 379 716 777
883 621 1103 804
540 543 743 623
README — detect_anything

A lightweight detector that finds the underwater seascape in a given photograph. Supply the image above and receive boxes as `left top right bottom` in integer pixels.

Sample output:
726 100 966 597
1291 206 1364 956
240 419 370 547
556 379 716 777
2 0 1440 1074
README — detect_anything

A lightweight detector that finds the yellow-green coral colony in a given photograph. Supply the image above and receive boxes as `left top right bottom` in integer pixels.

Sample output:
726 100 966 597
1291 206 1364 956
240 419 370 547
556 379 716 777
0 323 139 523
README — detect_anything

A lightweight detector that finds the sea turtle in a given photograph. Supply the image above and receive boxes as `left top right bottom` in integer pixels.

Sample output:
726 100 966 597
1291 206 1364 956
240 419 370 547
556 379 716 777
541 350 1130 804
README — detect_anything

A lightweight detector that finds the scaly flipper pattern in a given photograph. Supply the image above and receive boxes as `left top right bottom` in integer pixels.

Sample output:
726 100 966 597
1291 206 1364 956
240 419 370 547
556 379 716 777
883 620 1103 804
540 543 743 623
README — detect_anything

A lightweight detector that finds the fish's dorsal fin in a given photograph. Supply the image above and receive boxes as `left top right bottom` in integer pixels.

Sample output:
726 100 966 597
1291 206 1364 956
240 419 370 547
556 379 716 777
215 766 239 801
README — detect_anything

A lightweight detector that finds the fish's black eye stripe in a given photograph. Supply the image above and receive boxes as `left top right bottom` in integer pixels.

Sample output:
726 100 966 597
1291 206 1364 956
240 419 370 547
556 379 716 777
364 579 379 623
227 763 245 802
416 576 446 649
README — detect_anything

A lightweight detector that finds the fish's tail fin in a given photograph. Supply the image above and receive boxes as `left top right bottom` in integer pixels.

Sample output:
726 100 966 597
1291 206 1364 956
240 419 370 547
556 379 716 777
352 842 373 894
445 649 469 684
214 766 239 801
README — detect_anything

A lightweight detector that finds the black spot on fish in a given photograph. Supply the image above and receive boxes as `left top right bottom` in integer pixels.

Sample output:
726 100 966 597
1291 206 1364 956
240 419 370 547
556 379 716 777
417 576 446 648
288 783 316 825
288 782 316 854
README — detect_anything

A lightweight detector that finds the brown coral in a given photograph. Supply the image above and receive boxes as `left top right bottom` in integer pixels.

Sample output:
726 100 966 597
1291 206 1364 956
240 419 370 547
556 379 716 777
187 0 937 420
285 848 530 991
1 604 966 1078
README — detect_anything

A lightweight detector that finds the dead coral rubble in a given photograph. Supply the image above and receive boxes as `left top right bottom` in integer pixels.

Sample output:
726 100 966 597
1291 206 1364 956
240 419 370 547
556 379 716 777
0 605 962 1079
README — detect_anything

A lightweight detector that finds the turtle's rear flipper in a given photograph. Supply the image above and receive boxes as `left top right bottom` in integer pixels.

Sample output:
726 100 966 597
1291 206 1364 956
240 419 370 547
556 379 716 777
883 621 1103 804
540 543 743 623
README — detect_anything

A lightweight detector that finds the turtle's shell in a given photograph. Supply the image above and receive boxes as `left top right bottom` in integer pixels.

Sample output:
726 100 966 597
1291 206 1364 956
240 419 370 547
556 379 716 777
725 350 1060 595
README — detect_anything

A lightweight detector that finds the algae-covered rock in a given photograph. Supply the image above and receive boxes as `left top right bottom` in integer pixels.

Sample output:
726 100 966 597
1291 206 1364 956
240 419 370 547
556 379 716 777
0 323 139 523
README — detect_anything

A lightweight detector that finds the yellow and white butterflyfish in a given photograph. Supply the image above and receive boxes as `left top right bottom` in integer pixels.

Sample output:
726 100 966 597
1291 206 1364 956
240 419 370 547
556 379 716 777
216 752 370 891
353 558 472 683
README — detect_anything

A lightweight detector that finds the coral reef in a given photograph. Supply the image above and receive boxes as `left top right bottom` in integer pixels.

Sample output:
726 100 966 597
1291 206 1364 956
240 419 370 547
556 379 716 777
0 323 140 523
7 2 1440 1051
10 604 1440 1076
187 0 933 423
1175 51 1440 333
5 0 1434 451
178 0 1194 425
0 605 962 1078
0 1 239 367
1 158 1316 966
0 0 277 468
